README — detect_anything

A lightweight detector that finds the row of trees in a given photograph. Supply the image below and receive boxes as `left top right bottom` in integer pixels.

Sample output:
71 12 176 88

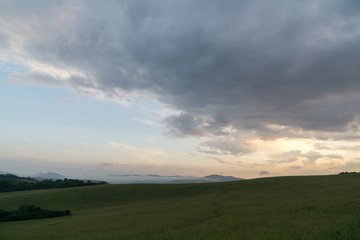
0 205 70 222
0 174 106 192
339 171 358 175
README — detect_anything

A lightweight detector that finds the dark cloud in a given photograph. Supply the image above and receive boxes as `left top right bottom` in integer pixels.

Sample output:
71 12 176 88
2 0 360 155
164 113 210 138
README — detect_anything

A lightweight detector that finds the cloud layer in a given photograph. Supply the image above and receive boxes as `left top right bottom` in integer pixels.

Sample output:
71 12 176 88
2 0 360 155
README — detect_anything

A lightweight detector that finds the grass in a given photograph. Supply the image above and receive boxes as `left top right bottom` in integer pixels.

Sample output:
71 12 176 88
1 174 360 239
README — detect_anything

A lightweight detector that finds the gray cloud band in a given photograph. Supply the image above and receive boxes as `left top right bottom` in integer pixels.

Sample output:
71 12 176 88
2 0 360 155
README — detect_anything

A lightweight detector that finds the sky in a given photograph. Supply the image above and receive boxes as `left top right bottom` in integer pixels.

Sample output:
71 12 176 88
1 0 360 180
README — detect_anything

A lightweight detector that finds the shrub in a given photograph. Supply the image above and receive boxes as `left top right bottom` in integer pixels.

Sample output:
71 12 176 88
0 205 71 222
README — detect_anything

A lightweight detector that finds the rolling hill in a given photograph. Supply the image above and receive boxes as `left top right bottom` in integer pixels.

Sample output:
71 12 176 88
1 174 360 239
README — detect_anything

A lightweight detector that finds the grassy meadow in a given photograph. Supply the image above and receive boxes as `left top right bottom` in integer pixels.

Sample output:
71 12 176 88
1 174 360 239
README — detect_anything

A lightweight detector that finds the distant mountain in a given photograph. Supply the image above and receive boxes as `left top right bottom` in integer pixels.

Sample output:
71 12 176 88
32 172 66 180
106 173 242 184
203 174 242 182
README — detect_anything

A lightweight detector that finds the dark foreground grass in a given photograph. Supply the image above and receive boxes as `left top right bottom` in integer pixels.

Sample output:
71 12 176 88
1 174 360 239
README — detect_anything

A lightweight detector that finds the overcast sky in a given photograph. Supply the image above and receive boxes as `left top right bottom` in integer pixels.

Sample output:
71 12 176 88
1 0 360 179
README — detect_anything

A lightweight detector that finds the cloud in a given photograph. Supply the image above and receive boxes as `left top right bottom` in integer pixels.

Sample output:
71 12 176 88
132 117 157 126
341 158 360 170
164 113 210 138
302 151 325 165
102 162 116 166
2 1 360 155
314 143 360 151
0 31 10 54
289 166 303 171
199 134 254 156
271 150 303 164
270 150 343 165
107 141 167 160
211 157 235 165
259 171 270 176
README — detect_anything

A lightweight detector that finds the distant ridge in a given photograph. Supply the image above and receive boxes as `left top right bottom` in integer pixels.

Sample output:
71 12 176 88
203 174 242 182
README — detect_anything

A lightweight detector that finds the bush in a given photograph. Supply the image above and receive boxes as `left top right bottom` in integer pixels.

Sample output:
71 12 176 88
0 205 71 222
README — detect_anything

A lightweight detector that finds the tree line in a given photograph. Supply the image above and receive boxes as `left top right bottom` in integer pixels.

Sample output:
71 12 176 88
0 174 106 192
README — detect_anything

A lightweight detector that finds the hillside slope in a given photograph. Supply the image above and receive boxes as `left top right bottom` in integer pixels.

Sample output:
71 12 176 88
1 174 360 240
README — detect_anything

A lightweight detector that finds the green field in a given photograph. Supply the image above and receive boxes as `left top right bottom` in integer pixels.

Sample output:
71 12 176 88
1 174 360 240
